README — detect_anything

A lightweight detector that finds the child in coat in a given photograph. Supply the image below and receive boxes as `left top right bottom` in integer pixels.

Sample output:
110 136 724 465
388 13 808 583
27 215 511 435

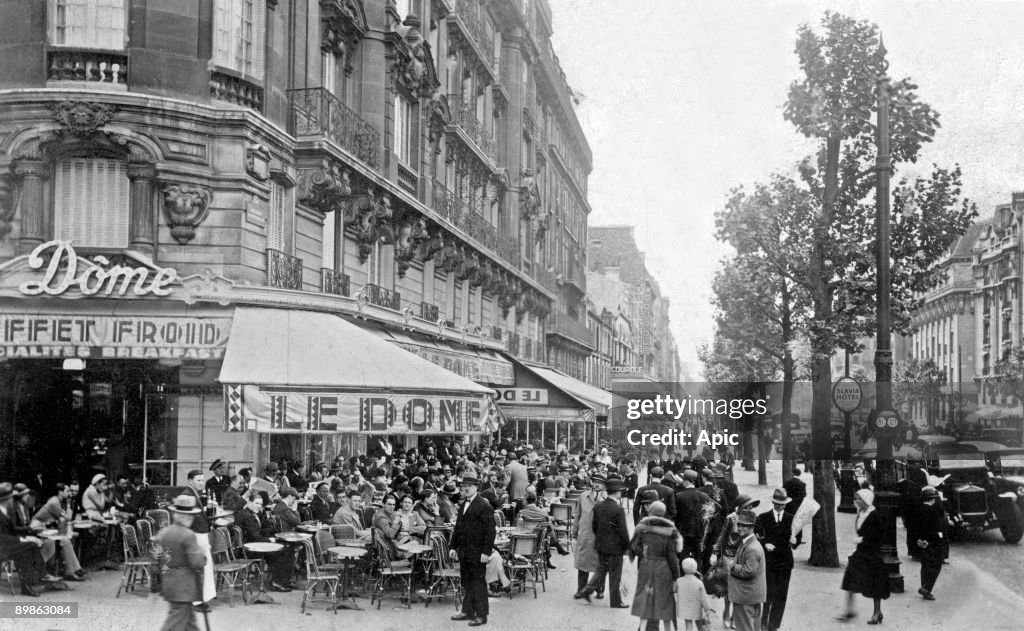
676 557 714 631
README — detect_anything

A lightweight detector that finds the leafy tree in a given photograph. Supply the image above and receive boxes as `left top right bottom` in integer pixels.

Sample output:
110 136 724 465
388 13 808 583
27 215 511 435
994 348 1024 446
893 358 947 431
778 12 977 567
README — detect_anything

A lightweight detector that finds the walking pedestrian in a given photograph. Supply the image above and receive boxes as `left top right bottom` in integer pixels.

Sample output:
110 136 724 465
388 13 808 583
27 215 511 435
677 557 714 631
916 486 947 601
727 509 766 631
155 495 207 631
836 489 889 625
573 478 630 608
755 489 796 631
573 472 606 597
711 494 761 629
630 500 682 631
449 475 495 627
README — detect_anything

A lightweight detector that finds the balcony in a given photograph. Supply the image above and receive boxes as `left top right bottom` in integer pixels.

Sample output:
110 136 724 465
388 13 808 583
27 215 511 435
397 162 417 195
431 181 522 267
420 301 440 322
547 311 596 349
320 268 350 297
288 87 381 170
449 0 495 70
47 49 127 86
447 94 497 163
432 180 458 223
563 260 586 294
210 69 263 112
267 249 303 290
365 284 401 311
461 208 499 251
497 235 520 267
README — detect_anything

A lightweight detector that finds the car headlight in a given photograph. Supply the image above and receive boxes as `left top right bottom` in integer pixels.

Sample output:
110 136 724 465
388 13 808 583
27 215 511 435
1017 486 1024 497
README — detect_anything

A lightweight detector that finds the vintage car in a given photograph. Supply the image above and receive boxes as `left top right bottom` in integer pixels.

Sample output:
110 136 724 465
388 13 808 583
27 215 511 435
908 446 1024 544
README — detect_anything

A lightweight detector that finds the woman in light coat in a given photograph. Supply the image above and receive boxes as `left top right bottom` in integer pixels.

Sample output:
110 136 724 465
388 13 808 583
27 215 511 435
573 474 605 595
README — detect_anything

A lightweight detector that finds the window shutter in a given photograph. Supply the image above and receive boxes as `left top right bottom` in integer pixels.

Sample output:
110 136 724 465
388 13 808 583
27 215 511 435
213 0 234 68
252 0 265 80
267 181 285 251
321 51 336 94
321 211 335 269
54 158 129 249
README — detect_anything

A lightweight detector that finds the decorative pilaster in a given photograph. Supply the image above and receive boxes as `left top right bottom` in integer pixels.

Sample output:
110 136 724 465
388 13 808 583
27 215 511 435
13 160 50 254
128 163 157 254
162 184 212 245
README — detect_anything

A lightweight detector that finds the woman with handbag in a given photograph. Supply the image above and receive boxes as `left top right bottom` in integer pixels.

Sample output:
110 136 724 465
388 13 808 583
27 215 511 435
629 501 682 631
709 494 760 629
837 489 890 625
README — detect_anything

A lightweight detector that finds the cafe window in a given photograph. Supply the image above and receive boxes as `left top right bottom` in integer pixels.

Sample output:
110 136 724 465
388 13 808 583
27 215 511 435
49 0 127 49
53 158 129 249
213 0 266 80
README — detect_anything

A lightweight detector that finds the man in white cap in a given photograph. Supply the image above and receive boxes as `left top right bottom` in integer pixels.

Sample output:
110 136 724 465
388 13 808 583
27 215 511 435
155 495 207 631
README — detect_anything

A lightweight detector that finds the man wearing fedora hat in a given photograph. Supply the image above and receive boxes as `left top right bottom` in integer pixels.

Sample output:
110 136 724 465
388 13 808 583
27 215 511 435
574 477 631 608
0 482 60 597
155 494 207 631
728 509 766 631
756 489 796 631
450 474 495 626
573 472 606 596
634 467 676 525
916 485 947 601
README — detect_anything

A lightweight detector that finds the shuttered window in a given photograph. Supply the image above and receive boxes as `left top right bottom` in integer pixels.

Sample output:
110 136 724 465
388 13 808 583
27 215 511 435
213 0 265 80
53 158 129 248
49 0 127 49
321 211 336 269
322 51 337 94
267 180 285 251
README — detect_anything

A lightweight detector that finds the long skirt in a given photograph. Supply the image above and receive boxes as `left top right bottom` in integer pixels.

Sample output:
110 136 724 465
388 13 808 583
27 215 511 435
630 557 675 621
840 552 890 600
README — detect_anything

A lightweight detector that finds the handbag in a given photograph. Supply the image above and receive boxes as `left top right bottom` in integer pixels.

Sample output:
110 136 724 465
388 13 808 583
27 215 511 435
703 557 730 598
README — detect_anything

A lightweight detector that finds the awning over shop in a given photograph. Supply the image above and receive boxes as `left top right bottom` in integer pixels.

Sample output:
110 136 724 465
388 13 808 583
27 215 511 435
521 365 614 415
499 405 595 423
219 307 498 435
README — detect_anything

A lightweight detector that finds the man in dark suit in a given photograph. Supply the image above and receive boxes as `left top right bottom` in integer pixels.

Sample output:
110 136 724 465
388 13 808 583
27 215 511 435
204 459 231 504
673 470 708 562
235 493 295 591
756 488 796 631
309 482 334 522
0 482 56 597
712 463 739 508
633 466 676 524
783 468 808 546
155 494 207 631
916 486 947 601
449 475 496 627
573 478 631 608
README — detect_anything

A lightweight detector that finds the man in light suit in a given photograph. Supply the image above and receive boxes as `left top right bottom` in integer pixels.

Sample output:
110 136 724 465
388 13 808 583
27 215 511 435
155 495 207 631
729 509 766 631
756 489 795 631
574 478 631 608
449 475 496 627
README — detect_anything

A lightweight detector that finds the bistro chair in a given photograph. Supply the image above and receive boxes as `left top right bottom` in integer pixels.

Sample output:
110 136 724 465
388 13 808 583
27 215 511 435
269 515 284 534
116 524 155 598
298 505 313 522
314 530 346 573
210 527 254 606
135 518 155 555
300 539 339 614
145 509 170 531
493 510 506 528
424 531 461 609
331 524 356 542
549 503 573 551
1 560 16 595
370 528 413 609
532 524 551 589
504 534 540 599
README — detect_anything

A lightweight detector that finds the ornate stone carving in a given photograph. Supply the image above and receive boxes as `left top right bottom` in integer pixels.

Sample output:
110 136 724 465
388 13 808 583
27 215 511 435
343 188 393 262
246 144 271 181
50 101 117 137
394 214 430 278
427 95 451 155
297 161 352 214
390 15 441 99
162 184 212 245
520 168 541 220
459 250 479 283
418 230 446 262
499 277 522 318
321 0 367 57
436 240 464 274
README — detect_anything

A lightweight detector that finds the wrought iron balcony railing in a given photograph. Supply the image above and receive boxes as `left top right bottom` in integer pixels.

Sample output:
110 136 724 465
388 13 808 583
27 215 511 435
365 284 401 310
548 311 596 349
47 49 127 85
320 268 350 297
288 87 381 169
267 249 303 290
450 0 495 67
447 94 496 162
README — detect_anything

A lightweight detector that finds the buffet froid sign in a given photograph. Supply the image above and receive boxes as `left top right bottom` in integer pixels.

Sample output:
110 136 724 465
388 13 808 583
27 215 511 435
18 240 178 297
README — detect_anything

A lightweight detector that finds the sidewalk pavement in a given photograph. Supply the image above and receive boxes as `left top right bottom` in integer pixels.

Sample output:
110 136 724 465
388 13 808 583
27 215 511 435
731 462 1024 631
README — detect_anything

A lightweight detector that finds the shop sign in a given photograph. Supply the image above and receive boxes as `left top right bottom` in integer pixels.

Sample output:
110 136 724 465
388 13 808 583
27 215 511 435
17 240 178 298
393 342 515 385
230 385 499 435
494 388 548 405
612 366 647 374
0 314 231 359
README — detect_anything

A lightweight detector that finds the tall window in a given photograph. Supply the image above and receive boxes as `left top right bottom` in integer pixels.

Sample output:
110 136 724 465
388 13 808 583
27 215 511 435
321 212 336 269
49 0 127 49
367 241 383 285
321 51 337 94
213 0 266 79
267 180 286 251
54 158 129 248
394 96 414 165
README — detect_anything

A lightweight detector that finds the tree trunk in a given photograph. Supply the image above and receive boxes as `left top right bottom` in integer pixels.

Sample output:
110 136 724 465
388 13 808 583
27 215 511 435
780 279 795 482
757 409 768 485
742 429 755 470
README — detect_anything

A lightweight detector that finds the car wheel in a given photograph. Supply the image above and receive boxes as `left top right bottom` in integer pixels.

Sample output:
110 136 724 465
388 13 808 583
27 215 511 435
998 503 1024 544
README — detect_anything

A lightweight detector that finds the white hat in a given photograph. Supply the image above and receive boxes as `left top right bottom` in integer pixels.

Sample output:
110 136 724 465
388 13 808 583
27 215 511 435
91 474 107 486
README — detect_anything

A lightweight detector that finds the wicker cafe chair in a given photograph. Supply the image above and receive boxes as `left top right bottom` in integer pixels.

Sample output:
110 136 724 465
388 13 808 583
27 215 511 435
424 531 462 609
314 530 346 573
116 524 155 598
300 539 340 614
229 526 245 559
493 510 506 528
532 524 551 588
331 524 356 542
549 503 573 551
298 505 313 522
145 509 170 531
210 527 254 606
135 518 155 555
370 529 413 609
503 534 540 599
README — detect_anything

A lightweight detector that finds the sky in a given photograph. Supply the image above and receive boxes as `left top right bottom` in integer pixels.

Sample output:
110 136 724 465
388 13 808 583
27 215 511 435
548 0 1024 379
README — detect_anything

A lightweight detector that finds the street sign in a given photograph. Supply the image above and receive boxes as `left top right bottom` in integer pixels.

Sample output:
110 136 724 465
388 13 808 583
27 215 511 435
832 377 863 412
874 410 900 437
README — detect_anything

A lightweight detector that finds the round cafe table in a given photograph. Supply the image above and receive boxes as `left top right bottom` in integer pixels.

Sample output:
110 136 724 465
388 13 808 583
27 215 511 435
296 522 330 533
327 546 368 610
243 542 285 604
333 538 368 548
